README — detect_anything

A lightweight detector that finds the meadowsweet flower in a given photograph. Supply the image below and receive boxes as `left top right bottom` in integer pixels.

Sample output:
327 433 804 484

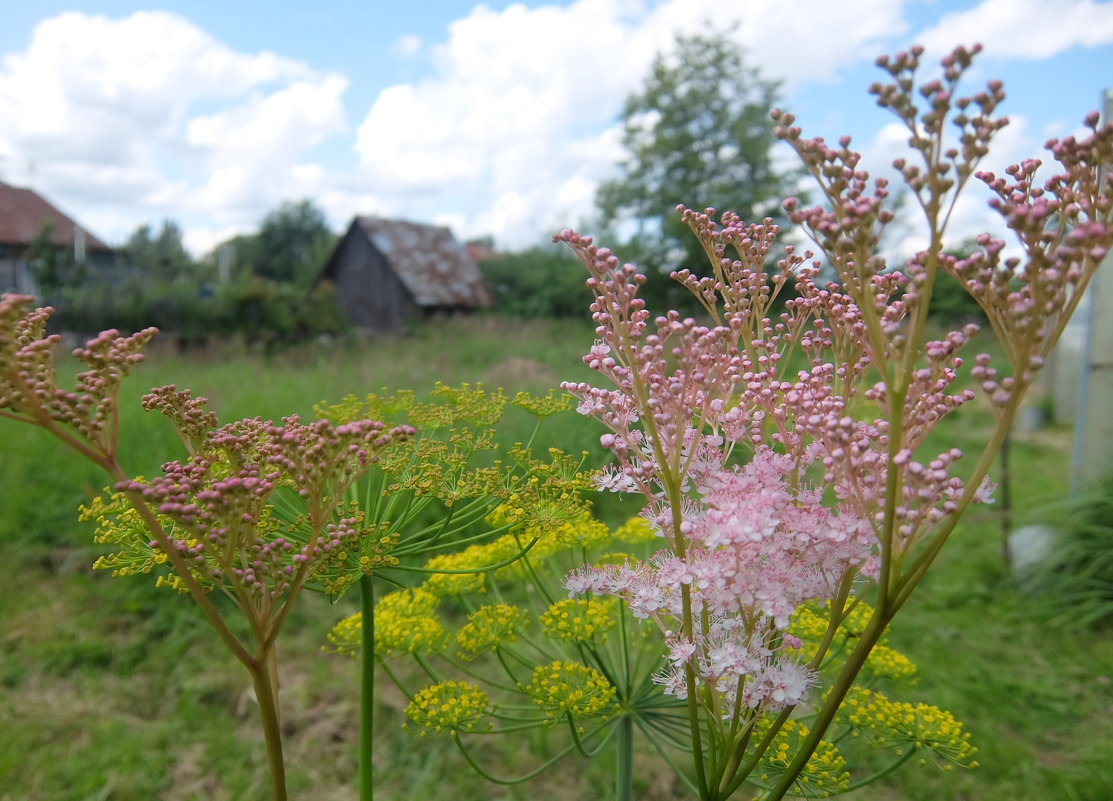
405 680 490 736
524 661 616 723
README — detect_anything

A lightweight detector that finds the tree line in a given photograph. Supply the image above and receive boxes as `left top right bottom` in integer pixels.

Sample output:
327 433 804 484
36 200 348 347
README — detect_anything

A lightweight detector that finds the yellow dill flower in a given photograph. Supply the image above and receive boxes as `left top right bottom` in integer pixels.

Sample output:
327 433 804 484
429 382 507 426
564 514 613 549
374 588 448 656
511 390 573 418
753 719 850 798
841 687 978 769
457 604 527 660
325 612 363 657
422 544 496 596
540 598 618 644
790 600 919 683
612 516 658 544
788 605 831 643
866 644 918 681
405 680 490 736
82 489 173 581
524 660 616 723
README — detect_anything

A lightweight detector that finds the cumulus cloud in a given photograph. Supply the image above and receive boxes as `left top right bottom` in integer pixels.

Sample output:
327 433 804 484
0 10 352 249
353 0 910 246
918 0 1113 60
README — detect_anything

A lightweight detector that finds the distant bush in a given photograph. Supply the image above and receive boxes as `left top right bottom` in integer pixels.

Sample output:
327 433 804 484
928 269 987 325
479 246 590 318
45 278 349 348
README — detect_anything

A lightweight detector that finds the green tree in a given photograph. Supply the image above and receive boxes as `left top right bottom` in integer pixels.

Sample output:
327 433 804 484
478 245 589 319
243 199 335 286
596 32 790 308
124 220 196 283
28 222 87 294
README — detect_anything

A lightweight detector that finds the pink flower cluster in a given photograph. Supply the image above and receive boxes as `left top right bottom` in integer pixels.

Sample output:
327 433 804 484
566 448 872 711
550 45 1113 726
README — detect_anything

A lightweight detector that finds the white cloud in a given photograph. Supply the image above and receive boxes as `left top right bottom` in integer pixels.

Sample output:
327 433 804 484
2 1 1108 260
353 0 910 248
393 34 423 57
0 10 350 251
918 0 1113 60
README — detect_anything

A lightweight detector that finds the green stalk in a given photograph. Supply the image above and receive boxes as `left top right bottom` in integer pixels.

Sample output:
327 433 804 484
359 574 376 801
756 610 890 801
616 715 634 801
248 649 288 801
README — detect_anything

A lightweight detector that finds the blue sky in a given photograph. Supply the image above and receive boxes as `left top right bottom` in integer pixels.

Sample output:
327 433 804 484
1 0 1112 256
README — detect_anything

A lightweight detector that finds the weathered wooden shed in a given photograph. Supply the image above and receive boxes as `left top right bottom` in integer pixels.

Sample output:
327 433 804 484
316 216 492 332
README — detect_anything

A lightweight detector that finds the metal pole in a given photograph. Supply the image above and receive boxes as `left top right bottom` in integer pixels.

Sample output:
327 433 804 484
1071 90 1113 491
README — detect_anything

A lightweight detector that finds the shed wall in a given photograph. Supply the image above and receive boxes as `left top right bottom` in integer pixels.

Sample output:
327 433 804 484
330 229 418 331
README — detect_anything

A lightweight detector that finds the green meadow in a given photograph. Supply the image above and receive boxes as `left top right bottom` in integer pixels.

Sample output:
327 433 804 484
2 316 1111 801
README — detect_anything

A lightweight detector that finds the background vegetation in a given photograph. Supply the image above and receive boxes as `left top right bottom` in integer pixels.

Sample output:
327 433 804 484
1 317 1110 801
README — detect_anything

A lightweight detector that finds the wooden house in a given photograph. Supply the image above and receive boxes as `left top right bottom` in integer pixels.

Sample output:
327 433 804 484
316 216 492 332
0 181 114 296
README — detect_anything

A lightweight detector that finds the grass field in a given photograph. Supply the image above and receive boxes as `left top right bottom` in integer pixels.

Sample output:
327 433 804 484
2 316 1111 801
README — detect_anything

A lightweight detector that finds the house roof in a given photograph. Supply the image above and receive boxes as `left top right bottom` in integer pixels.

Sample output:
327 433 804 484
352 216 492 307
0 181 112 251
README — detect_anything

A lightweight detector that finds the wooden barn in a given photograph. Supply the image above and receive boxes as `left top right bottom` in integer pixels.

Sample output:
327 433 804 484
0 181 114 296
316 216 492 332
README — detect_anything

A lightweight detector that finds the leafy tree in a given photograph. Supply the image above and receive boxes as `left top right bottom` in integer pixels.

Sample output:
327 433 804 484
596 32 790 308
124 220 195 282
28 222 88 294
478 245 589 319
238 199 335 286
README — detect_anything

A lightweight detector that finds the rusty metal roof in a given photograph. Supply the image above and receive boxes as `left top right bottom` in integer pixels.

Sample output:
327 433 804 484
0 182 112 251
355 216 491 307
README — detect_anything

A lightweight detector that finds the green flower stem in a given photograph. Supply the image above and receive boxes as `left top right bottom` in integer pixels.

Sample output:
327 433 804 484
451 731 585 785
494 647 525 687
566 715 620 758
842 747 917 791
756 610 890 801
720 706 794 799
119 487 253 665
893 384 1027 609
247 646 288 801
359 574 375 801
634 715 700 795
414 652 445 683
436 653 520 693
375 658 415 704
392 534 538 572
616 714 634 801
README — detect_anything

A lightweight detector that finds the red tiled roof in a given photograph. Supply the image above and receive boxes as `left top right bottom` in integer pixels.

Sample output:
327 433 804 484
0 182 112 251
